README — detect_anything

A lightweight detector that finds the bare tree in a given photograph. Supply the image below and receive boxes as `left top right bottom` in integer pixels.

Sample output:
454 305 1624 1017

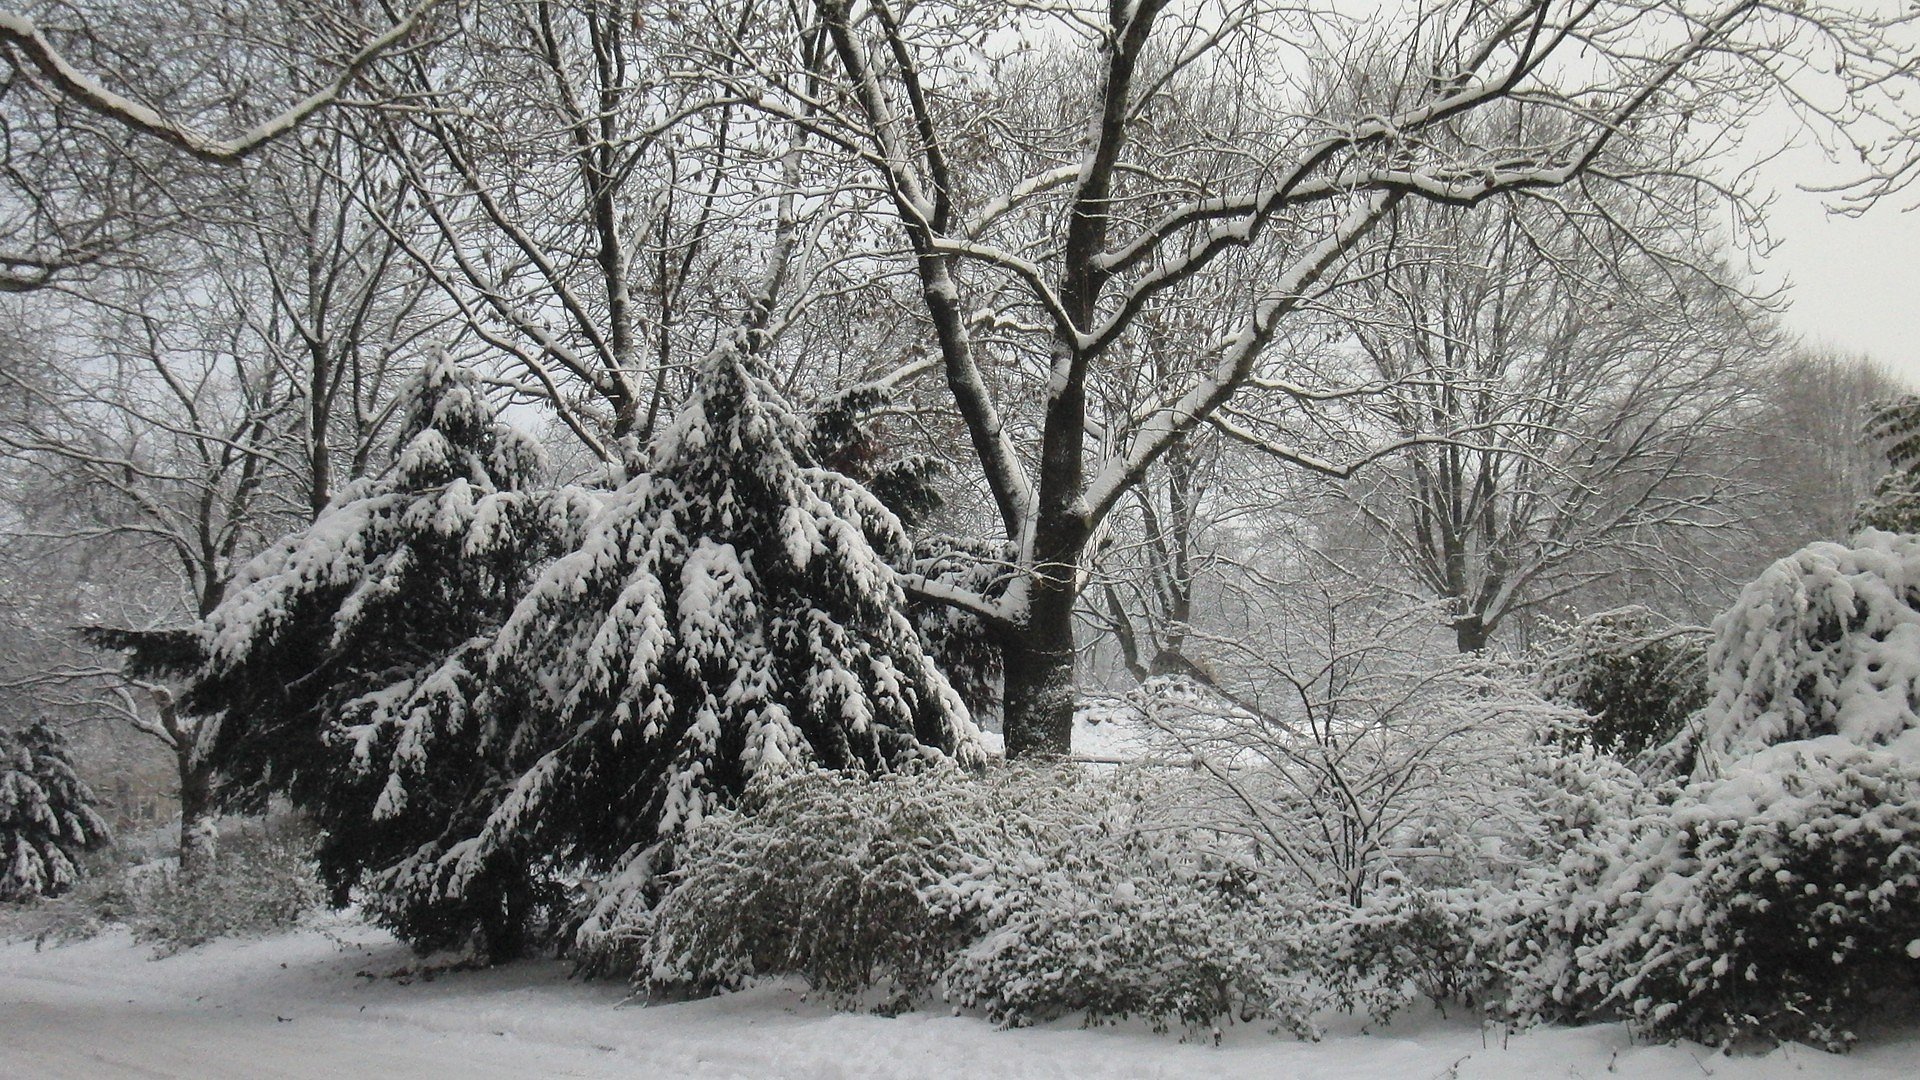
224 129 441 516
0 281 304 867
348 0 796 462
773 0 1920 755
1289 197 1771 651
1737 346 1901 556
0 1 436 291
1128 587 1561 904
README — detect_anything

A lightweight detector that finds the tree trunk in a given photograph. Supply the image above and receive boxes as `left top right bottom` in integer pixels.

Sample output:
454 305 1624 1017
1001 571 1079 759
1453 612 1488 653
176 746 216 877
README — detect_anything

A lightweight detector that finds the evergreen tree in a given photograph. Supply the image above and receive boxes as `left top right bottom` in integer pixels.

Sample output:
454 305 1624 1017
806 387 1006 722
191 354 592 930
806 383 949 530
904 535 1011 724
375 337 983 956
1 721 110 901
1855 395 1920 534
1534 607 1709 761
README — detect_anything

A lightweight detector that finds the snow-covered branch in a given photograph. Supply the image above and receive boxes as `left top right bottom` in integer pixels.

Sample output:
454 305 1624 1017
0 4 439 162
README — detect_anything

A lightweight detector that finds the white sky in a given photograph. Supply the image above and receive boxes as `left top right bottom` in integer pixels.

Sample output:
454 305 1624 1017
1723 5 1920 391
1750 137 1920 387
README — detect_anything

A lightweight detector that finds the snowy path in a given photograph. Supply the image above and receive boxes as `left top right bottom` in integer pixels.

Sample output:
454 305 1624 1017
4 921 1918 1079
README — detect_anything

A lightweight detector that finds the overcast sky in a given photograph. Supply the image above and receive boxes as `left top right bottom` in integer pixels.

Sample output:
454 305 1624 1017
1751 133 1920 387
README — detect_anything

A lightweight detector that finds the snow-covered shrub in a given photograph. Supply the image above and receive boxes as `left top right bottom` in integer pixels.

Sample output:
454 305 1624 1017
1315 888 1481 1023
0 853 128 945
1592 531 1920 1049
626 765 1317 1036
1690 529 1920 770
1 721 110 902
929 771 1313 1036
1471 535 1920 1048
1285 741 1660 1030
1563 533 1920 1047
1461 746 1657 1028
1533 607 1708 763
1577 741 1920 1050
621 768 979 1005
124 812 325 954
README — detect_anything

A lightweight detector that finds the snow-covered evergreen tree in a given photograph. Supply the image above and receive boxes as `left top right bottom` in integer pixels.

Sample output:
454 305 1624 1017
374 335 982 957
1533 607 1708 763
806 387 1005 722
1855 395 1920 534
191 353 593 925
1690 528 1920 772
0 720 110 902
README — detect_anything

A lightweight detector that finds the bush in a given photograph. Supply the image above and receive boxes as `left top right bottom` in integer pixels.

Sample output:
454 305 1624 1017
0 846 138 946
1691 530 1920 770
1576 742 1920 1050
1316 888 1481 1024
1464 747 1660 1029
1467 538 1920 1049
1533 607 1708 763
619 768 978 1006
123 813 326 953
0 812 326 953
927 774 1313 1036
611 765 1320 1036
592 532 1920 1052
1463 746 1920 1051
1288 745 1660 1033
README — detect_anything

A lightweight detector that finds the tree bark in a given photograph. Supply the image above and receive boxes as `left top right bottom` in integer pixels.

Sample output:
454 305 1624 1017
998 618 1075 753
176 744 216 877
148 686 217 876
1453 612 1488 653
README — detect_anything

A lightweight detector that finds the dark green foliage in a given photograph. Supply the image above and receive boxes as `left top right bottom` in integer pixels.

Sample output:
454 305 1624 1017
0 720 111 901
805 385 1005 721
905 536 1009 722
1534 607 1708 761
74 626 206 678
1856 395 1920 534
189 355 580 954
373 345 979 959
806 383 948 530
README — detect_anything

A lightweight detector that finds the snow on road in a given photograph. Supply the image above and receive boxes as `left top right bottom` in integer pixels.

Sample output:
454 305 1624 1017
4 919 1918 1079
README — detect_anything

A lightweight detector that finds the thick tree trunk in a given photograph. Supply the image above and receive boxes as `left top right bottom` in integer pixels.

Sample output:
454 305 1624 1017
1453 612 1488 653
176 747 216 877
1001 635 1075 759
1000 562 1080 759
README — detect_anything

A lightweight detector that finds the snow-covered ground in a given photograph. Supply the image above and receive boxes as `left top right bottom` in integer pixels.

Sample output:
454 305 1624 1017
4 919 1918 1079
